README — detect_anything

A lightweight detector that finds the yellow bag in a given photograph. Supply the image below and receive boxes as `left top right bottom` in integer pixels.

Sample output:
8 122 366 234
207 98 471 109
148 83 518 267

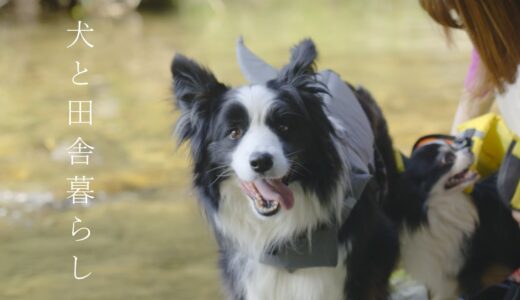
457 113 520 208
457 113 515 178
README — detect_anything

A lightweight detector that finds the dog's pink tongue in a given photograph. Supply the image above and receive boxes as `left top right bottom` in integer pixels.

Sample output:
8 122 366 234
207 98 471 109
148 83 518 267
254 179 294 210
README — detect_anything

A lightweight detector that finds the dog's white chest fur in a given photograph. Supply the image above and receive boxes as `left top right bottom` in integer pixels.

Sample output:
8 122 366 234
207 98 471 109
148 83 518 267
400 193 478 300
216 179 348 300
240 250 347 300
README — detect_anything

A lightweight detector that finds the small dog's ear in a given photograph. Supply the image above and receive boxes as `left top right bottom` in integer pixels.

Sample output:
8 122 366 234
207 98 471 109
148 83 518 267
171 54 227 143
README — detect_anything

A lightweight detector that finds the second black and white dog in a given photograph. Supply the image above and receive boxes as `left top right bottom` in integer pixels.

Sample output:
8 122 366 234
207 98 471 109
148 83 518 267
171 39 398 299
387 140 520 299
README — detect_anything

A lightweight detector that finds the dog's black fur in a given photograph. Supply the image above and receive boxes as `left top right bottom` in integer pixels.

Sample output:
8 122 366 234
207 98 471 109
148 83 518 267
460 175 520 297
387 142 520 298
171 39 399 300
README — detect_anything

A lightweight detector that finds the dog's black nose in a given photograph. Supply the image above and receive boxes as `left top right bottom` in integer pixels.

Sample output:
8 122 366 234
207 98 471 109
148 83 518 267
250 152 273 173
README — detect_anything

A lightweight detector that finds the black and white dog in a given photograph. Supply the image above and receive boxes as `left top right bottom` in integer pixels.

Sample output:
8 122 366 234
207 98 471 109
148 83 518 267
387 140 520 299
171 39 398 300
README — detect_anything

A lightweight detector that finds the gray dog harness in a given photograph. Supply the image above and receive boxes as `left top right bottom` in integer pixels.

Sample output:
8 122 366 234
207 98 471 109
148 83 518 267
236 38 376 271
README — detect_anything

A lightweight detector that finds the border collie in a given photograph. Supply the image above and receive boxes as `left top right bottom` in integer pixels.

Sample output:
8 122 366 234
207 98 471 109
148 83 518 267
388 140 520 299
171 39 398 300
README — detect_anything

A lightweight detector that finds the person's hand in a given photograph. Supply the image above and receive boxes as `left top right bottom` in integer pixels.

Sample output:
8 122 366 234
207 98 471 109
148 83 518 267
513 211 520 225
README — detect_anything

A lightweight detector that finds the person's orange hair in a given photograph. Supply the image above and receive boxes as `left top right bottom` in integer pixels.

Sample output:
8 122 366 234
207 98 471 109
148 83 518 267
420 0 520 92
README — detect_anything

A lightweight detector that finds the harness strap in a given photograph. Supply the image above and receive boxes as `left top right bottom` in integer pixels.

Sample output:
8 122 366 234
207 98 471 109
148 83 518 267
504 138 520 210
393 149 406 174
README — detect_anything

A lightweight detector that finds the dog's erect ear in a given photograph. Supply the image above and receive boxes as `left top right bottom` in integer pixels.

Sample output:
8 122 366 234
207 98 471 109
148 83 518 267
288 39 317 75
171 54 228 143
273 39 327 98
277 39 318 86
270 39 331 134
171 54 226 112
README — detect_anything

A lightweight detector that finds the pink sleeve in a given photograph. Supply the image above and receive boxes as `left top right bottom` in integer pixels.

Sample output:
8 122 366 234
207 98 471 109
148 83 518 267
464 48 480 91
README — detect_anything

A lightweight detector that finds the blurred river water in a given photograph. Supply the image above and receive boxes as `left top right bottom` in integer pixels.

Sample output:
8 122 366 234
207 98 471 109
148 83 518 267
0 1 472 299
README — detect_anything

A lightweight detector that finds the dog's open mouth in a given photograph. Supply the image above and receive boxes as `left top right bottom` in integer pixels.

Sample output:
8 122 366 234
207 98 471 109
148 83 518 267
445 168 479 189
239 178 294 217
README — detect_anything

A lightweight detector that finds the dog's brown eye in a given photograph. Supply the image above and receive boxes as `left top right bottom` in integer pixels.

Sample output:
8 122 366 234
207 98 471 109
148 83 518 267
278 124 289 133
229 128 243 140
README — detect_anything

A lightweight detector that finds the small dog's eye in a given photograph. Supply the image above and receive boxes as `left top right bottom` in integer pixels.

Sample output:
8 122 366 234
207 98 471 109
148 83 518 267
278 124 289 133
229 128 243 140
443 153 455 165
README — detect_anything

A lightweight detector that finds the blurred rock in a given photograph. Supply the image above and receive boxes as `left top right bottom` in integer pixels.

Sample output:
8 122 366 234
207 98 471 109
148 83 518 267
138 0 177 12
0 0 10 9
0 189 55 222
50 139 73 163
11 0 40 21
79 0 141 18
40 0 77 12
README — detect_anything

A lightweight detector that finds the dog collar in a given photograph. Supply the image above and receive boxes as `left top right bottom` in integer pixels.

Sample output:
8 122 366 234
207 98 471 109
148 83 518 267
258 170 369 272
260 225 339 272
